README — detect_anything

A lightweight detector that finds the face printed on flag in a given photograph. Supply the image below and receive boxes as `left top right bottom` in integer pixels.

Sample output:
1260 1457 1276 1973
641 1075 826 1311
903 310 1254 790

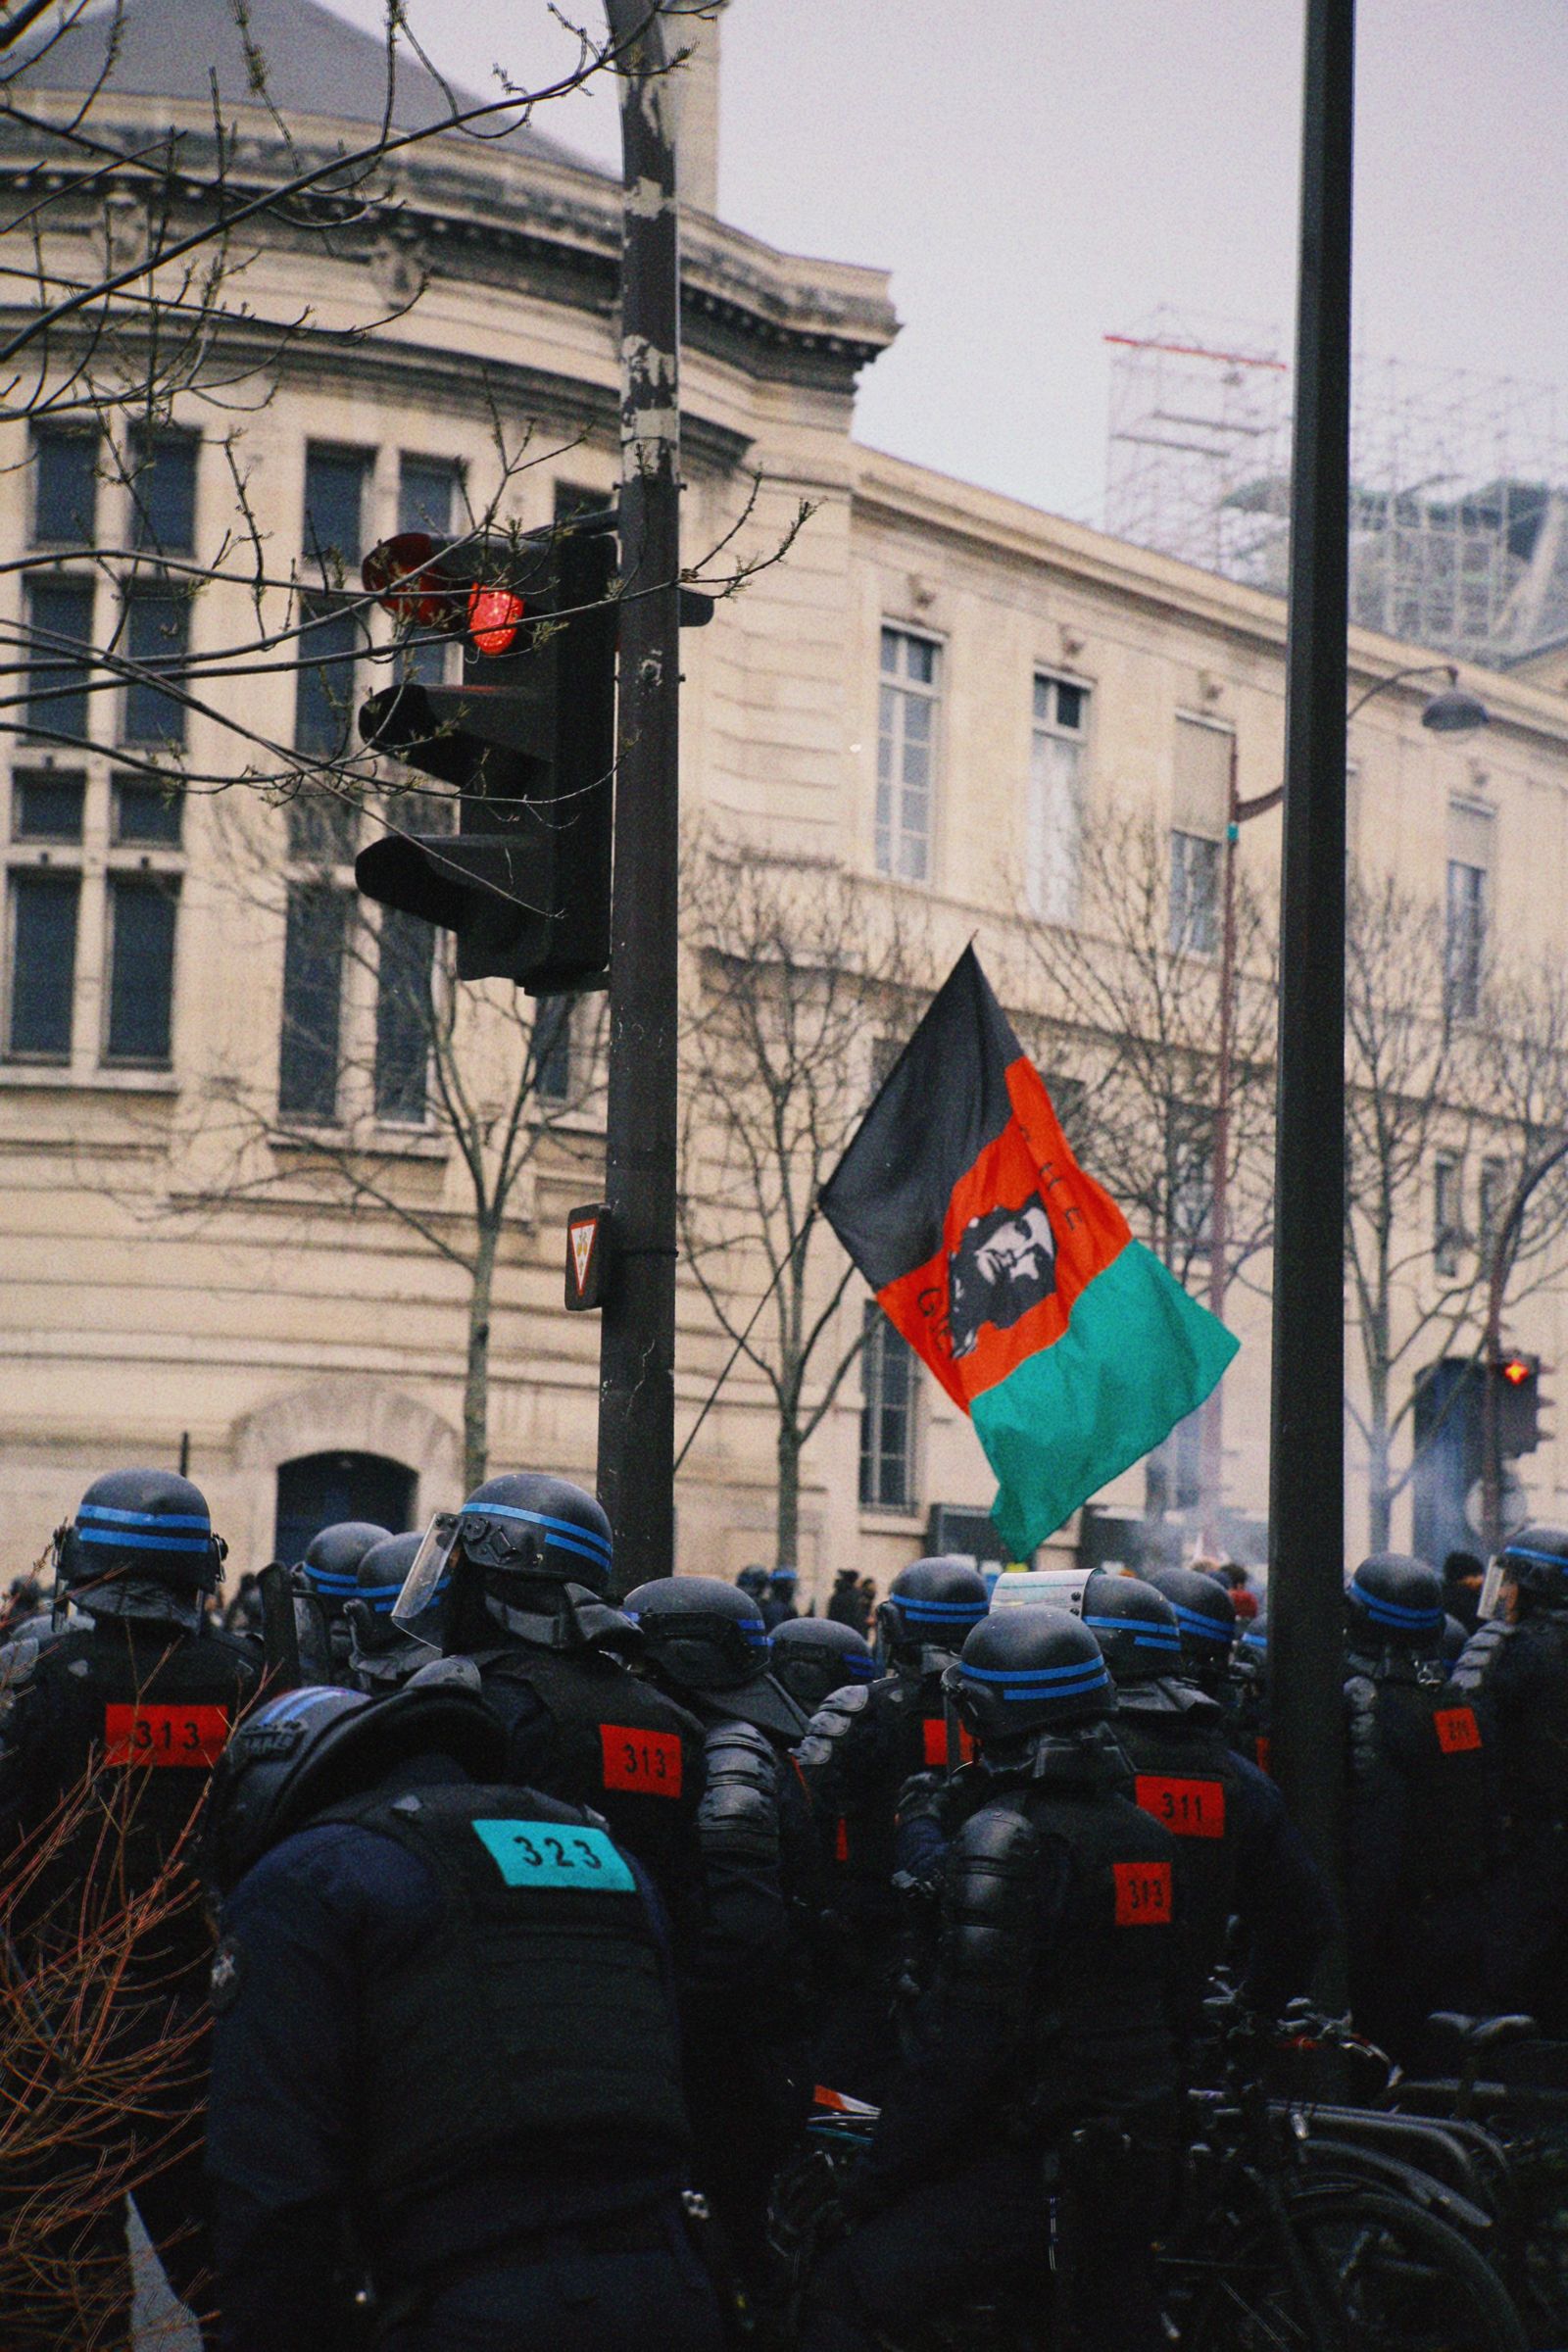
820 947 1238 1554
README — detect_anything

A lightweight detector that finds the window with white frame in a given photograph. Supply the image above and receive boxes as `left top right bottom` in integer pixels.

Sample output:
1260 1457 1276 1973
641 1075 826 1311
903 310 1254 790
1169 715 1231 955
876 626 940 882
859 1303 919 1512
1434 1152 1463 1279
1446 801 1492 1023
1028 673 1088 922
4 767 183 1068
1478 1155 1508 1265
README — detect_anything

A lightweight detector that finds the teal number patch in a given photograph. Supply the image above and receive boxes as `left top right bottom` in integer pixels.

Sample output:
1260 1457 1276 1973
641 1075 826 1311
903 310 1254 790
470 1818 636 1892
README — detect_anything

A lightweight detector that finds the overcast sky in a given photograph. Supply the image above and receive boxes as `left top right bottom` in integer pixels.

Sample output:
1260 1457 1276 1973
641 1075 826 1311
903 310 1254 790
335 0 1568 528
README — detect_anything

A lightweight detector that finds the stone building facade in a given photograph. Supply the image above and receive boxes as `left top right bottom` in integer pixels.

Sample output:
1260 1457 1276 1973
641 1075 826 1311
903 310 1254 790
3 0 1567 1595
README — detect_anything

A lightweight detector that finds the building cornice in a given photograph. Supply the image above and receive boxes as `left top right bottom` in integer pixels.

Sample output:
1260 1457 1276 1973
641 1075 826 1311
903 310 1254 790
0 101 900 395
852 444 1568 754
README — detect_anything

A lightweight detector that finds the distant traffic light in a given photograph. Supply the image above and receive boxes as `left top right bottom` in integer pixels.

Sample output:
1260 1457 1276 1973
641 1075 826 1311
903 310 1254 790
1491 1351 1544 1456
354 516 618 992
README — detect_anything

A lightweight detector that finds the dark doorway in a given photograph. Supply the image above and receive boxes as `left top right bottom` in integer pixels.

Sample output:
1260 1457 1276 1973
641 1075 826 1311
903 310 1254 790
274 1450 416 1565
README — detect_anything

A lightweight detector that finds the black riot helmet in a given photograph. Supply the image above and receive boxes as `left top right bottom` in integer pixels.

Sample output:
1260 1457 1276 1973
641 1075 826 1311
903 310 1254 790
1081 1571 1185 1685
300 1522 392 1623
1345 1554 1446 1652
949 1605 1114 1747
770 1615 877 1715
1147 1566 1237 1694
624 1576 806 1741
877 1556 990 1671
55 1467 225 1595
737 1565 770 1601
345 1531 429 1670
1496 1524 1568 1607
455 1473 613 1596
202 1679 507 1897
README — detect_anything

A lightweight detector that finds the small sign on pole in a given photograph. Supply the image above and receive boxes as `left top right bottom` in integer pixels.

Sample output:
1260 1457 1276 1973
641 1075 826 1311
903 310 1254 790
565 1204 607 1311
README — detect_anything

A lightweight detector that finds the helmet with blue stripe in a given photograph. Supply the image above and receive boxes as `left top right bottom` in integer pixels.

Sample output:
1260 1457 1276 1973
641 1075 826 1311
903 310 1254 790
1497 1524 1568 1604
202 1679 507 1895
622 1574 773 1690
951 1605 1114 1744
1082 1571 1186 1686
58 1467 224 1594
300 1522 392 1620
455 1473 613 1597
1147 1566 1237 1693
878 1555 990 1669
1345 1553 1446 1650
770 1615 877 1714
348 1531 432 1660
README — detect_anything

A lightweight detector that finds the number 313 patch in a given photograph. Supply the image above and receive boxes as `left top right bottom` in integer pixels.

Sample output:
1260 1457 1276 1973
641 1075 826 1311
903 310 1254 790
471 1818 636 1892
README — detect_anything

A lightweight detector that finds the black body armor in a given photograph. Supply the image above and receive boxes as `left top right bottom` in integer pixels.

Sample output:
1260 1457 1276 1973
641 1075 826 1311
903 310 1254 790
475 1642 705 1906
318 1782 690 2212
1455 1612 1568 1824
941 1771 1178 2124
1106 1682 1239 2024
1344 1654 1493 1894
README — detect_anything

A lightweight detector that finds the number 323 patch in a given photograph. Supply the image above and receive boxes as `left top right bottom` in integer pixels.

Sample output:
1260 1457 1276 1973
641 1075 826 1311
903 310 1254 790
471 1819 636 1892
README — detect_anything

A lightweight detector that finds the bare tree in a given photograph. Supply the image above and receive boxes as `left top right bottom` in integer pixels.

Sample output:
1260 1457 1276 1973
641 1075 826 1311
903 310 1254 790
678 839 930 1569
1343 871 1491 1548
0 1750 215 2344
1013 809 1278 1299
142 784 611 1494
0 0 644 808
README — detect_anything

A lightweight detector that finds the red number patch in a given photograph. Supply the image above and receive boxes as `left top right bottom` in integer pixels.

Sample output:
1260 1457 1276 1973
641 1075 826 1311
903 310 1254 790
1134 1774 1226 1838
1434 1705 1482 1754
1113 1860 1172 1926
103 1702 230 1768
1255 1736 1272 1778
921 1718 977 1768
600 1725 683 1797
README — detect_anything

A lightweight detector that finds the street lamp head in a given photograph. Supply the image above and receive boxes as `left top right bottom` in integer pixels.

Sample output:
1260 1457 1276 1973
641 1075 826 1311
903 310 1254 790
1421 669 1491 737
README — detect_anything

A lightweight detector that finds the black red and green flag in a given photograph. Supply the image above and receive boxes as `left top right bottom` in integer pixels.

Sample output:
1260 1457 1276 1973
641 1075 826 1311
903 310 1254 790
820 947 1238 1556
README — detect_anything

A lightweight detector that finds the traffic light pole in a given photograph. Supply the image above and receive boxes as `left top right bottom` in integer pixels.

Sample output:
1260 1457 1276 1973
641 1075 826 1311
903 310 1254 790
1268 0 1354 1909
598 0 682 1593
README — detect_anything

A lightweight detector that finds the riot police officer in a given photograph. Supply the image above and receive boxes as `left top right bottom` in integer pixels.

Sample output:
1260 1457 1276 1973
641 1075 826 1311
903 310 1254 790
294 1520 391 1681
771 1615 877 1718
203 1679 722 2352
1342 1554 1494 2058
624 1576 814 2286
1146 1563 1238 1703
0 1469 259 2342
1453 1524 1568 2028
1084 1571 1331 2030
796 1555 989 2093
801 1608 1180 2352
342 1530 434 1690
401 1474 708 1936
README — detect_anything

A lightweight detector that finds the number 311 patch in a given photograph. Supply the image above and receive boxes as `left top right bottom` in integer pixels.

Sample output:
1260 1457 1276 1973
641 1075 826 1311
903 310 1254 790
471 1818 636 1892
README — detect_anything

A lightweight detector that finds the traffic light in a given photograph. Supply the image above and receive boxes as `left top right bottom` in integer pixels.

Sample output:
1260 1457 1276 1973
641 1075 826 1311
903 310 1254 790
1491 1351 1544 1456
353 516 618 992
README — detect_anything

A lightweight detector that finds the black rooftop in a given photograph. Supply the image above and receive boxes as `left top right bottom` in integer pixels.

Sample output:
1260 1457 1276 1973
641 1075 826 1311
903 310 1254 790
17 0 600 172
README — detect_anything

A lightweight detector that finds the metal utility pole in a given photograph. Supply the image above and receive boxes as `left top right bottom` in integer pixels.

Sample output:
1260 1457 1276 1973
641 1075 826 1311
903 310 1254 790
1268 0 1355 1899
599 0 682 1592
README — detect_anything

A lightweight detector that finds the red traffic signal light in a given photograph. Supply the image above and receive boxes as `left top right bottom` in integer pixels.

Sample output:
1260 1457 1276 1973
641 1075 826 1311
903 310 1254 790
1489 1350 1544 1456
363 533 535 658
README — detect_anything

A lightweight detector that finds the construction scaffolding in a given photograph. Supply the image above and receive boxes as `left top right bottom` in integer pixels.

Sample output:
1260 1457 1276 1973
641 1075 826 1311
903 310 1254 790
1105 313 1568 667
